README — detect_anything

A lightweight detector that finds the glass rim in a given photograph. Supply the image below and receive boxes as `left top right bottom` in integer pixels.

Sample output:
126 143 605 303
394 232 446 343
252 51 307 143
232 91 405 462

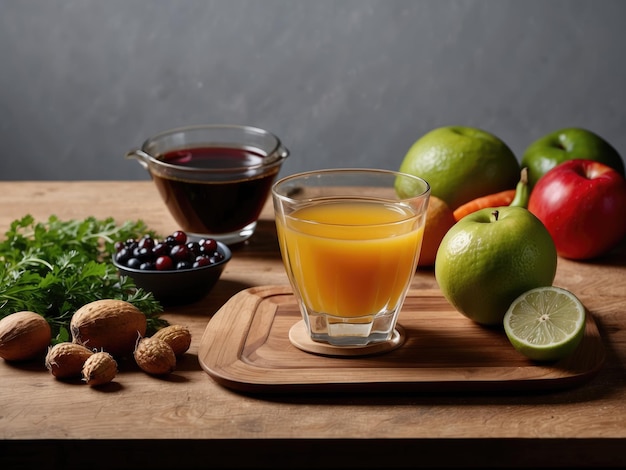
272 167 431 203
130 124 289 174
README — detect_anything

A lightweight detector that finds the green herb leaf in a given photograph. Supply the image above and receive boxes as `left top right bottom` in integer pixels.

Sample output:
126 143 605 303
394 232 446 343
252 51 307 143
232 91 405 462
0 215 168 341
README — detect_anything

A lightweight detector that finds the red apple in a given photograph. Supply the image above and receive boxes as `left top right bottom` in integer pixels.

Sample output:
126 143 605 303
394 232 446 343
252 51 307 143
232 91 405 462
528 159 626 260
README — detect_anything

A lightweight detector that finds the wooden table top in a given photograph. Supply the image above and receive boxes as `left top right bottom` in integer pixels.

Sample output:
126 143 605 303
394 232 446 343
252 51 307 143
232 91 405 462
1 181 625 469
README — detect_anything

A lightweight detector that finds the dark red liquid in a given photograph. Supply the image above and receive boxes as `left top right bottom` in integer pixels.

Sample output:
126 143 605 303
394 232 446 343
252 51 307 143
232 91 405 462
152 147 279 236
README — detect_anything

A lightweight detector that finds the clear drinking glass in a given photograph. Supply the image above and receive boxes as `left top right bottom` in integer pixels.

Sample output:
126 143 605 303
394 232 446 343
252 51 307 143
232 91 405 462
272 168 430 347
126 125 289 245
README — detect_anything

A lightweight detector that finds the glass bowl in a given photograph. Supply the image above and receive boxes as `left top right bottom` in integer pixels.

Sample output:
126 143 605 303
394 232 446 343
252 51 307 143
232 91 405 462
125 124 289 246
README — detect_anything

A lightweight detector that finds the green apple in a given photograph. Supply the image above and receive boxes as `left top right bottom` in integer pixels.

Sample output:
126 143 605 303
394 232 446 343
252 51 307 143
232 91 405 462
435 206 557 326
396 126 520 210
521 127 625 188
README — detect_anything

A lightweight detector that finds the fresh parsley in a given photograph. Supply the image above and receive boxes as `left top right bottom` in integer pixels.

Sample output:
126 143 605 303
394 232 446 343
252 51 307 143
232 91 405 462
0 215 168 343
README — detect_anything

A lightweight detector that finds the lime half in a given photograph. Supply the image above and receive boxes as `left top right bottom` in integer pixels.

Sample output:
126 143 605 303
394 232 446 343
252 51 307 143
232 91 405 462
503 286 586 361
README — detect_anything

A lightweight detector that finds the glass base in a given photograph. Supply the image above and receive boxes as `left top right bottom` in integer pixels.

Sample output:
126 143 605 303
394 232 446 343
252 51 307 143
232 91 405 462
289 320 405 356
304 308 399 347
188 221 257 246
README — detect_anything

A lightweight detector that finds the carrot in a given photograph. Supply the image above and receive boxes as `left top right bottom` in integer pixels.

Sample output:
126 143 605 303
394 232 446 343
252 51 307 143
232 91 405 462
453 168 530 221
453 189 516 221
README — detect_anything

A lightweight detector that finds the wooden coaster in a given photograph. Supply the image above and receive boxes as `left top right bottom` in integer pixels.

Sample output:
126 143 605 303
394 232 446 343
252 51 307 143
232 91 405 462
288 320 406 357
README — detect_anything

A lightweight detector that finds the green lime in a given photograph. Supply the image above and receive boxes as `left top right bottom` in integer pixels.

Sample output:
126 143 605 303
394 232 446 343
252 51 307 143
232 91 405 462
503 286 586 361
396 126 520 210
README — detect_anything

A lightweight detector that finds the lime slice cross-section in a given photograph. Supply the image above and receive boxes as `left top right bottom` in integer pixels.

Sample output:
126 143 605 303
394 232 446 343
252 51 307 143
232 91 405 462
503 286 586 361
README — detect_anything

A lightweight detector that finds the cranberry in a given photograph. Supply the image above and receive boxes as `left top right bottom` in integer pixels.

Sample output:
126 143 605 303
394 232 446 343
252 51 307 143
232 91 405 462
199 238 218 253
167 230 187 245
193 256 212 268
152 242 169 257
114 230 223 272
138 236 155 250
155 256 174 271
170 244 191 263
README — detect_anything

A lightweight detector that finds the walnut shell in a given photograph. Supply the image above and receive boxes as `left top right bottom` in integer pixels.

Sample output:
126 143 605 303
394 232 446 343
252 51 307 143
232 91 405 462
82 351 118 386
70 299 147 358
152 324 191 356
45 342 94 379
0 311 52 361
134 337 176 375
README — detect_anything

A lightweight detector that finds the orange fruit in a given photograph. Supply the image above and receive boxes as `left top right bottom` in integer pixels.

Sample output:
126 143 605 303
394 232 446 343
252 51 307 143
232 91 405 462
418 196 456 268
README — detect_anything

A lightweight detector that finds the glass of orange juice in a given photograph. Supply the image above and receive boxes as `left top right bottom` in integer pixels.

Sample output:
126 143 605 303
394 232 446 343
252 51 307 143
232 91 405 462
272 168 430 347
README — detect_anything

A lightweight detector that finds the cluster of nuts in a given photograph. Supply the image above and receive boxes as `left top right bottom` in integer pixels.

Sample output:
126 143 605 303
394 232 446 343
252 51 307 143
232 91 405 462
133 324 191 375
0 299 192 387
45 343 118 386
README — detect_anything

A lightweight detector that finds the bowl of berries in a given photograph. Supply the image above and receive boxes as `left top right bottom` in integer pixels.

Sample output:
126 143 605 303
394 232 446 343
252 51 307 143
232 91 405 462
112 230 232 306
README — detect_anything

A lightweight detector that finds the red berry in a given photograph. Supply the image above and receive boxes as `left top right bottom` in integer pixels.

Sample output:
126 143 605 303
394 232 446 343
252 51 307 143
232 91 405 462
171 230 187 245
155 256 174 271
116 230 223 272
138 236 155 250
170 244 191 262
193 256 212 268
152 242 169 257
199 238 218 253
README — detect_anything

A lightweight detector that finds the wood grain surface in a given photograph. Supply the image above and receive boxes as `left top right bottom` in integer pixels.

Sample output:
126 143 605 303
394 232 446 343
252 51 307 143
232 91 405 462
199 286 605 394
0 182 625 469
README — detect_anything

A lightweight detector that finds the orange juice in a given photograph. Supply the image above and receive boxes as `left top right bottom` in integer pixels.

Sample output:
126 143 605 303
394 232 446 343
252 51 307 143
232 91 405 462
277 200 423 318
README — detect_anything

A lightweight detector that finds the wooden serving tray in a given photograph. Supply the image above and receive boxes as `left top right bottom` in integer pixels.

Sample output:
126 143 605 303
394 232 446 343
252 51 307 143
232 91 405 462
198 285 605 394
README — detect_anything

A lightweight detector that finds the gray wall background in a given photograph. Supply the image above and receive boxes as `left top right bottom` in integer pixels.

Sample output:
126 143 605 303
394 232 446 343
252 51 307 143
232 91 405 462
1 0 625 181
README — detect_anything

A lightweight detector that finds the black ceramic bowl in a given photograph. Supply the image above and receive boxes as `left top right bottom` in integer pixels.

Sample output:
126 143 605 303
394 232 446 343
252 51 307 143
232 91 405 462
113 241 232 306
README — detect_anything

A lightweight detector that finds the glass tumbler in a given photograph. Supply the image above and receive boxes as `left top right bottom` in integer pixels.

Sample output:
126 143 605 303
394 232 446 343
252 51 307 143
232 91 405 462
272 168 430 347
